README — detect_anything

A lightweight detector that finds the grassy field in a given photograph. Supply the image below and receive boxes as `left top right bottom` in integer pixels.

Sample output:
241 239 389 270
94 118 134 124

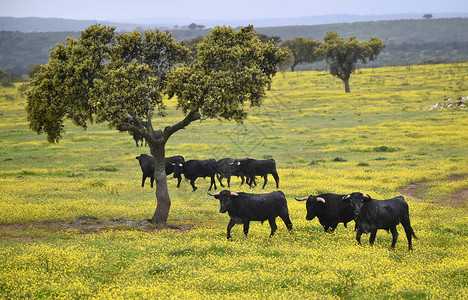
0 63 467 299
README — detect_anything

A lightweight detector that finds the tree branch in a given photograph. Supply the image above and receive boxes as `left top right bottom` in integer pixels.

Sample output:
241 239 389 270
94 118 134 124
145 99 155 133
120 114 156 144
163 110 201 140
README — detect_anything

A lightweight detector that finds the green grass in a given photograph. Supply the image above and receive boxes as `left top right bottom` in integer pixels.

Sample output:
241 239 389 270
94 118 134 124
0 63 467 299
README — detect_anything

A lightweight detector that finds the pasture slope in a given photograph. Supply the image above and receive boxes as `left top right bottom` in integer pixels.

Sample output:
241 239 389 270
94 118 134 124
0 63 467 299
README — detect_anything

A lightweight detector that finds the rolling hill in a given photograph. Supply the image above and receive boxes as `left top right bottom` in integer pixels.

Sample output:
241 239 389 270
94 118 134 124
0 17 467 75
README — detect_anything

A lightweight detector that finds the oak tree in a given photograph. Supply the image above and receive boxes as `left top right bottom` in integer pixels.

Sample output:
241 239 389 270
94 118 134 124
280 37 323 71
26 24 286 226
317 31 385 92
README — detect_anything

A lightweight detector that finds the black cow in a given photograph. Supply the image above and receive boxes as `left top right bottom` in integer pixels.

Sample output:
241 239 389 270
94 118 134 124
132 133 146 147
230 158 279 189
173 159 218 191
165 155 185 187
135 154 185 188
208 190 293 240
295 193 354 232
343 192 417 250
216 158 248 188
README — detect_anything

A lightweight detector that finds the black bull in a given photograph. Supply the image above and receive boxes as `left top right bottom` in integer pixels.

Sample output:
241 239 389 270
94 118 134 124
135 154 184 188
343 192 417 250
295 193 354 232
208 190 293 240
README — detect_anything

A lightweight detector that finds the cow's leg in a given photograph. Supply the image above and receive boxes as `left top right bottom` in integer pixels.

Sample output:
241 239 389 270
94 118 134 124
142 176 146 187
240 176 245 186
330 222 340 232
401 216 416 250
176 176 182 188
272 171 280 188
208 175 217 191
390 226 399 249
243 221 250 236
212 175 217 190
403 225 414 250
268 217 278 237
217 174 225 188
247 177 253 188
190 179 198 191
150 177 154 188
279 210 293 232
227 176 231 188
262 175 268 189
356 228 363 245
369 229 378 246
227 219 236 240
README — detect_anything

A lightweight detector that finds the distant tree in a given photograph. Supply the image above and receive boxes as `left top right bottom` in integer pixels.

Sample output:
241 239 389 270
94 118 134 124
316 31 385 93
0 69 13 87
280 37 323 71
0 68 24 86
423 14 433 19
278 47 294 77
188 23 205 30
256 33 282 45
180 35 205 60
26 24 285 226
28 64 43 79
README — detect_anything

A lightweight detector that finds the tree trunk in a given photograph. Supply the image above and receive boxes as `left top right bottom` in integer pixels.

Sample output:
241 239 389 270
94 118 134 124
344 79 351 93
139 110 200 226
150 141 170 226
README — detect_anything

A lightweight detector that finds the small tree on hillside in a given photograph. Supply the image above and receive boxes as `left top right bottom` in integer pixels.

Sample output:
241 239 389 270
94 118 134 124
188 23 205 30
423 14 433 19
26 24 286 226
280 37 323 71
278 47 294 78
28 64 43 79
316 31 385 93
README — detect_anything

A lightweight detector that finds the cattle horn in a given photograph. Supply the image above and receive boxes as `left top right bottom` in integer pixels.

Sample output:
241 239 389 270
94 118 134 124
230 192 239 196
207 192 220 197
363 194 370 198
317 197 326 203
343 195 350 200
295 196 308 201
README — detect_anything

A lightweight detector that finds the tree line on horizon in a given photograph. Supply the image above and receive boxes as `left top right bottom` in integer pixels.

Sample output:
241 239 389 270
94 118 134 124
1 18 468 77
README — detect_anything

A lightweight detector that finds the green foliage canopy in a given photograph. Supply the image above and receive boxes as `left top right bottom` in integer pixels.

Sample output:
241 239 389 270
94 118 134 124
167 25 287 122
26 24 188 143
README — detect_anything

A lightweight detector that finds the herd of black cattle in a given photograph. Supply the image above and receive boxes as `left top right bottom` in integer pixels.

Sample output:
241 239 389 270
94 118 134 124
135 153 417 250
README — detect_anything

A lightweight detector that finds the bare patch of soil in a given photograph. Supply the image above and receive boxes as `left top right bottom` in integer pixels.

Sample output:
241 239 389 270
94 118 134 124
0 216 195 241
399 174 468 207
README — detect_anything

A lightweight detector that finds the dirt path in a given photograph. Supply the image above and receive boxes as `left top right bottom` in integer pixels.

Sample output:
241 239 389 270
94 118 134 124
399 174 468 207
0 217 194 240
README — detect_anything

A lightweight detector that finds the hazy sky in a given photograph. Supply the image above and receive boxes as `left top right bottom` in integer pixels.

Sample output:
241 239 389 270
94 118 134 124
1 0 467 21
